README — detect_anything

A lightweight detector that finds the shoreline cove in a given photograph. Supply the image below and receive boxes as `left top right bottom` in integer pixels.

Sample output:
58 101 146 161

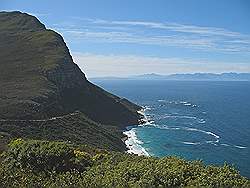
123 108 150 156
122 105 248 156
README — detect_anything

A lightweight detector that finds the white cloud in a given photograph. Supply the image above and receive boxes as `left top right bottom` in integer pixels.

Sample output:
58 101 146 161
64 30 214 50
88 19 242 37
72 52 250 77
55 18 250 54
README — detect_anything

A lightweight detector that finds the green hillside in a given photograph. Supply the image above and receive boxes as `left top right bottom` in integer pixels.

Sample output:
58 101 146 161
0 11 141 127
0 11 143 152
0 112 126 152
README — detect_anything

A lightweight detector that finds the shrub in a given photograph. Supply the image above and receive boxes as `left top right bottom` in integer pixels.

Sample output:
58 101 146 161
0 139 249 187
1 139 92 173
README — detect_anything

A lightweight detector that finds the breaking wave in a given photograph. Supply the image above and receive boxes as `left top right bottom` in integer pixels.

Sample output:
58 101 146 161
123 128 150 156
157 99 198 107
153 125 220 146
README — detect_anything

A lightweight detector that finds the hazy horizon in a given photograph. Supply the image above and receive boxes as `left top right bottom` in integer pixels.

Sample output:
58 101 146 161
88 72 250 79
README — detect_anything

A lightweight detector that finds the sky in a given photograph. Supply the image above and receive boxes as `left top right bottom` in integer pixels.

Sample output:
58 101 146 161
1 0 250 77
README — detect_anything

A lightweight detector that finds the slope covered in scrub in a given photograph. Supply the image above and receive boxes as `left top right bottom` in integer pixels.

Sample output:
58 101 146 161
0 139 249 187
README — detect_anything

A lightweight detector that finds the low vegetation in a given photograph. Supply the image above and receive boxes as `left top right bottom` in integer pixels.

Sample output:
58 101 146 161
0 112 126 152
0 139 249 187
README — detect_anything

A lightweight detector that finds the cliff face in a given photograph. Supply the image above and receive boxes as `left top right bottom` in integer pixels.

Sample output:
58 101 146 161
0 11 141 127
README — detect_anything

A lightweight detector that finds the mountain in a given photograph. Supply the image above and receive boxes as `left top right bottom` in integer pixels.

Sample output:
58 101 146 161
91 73 250 81
0 11 142 151
0 11 141 127
167 73 250 81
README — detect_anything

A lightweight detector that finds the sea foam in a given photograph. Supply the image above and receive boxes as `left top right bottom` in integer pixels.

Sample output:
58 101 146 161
220 143 247 149
156 125 220 145
234 145 247 149
123 107 152 156
182 141 201 145
123 128 150 156
137 108 154 126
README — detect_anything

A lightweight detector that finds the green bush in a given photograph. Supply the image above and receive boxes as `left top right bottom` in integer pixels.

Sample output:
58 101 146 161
0 139 249 187
1 139 92 173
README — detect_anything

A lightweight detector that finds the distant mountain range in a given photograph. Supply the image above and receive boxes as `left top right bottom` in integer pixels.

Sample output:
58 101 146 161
91 73 250 81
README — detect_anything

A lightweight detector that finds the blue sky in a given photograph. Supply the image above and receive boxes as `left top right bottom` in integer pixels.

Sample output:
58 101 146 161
1 0 250 77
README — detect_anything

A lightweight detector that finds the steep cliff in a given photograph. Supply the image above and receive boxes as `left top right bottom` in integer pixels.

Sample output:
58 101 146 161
0 11 141 127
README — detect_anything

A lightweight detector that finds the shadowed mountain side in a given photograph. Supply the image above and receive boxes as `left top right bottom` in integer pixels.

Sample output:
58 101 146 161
0 11 141 128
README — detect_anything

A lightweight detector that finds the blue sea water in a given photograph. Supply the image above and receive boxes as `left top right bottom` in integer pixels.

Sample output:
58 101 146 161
92 80 250 178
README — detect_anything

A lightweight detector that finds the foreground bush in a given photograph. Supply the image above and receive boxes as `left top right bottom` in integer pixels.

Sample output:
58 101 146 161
1 139 92 173
0 139 249 187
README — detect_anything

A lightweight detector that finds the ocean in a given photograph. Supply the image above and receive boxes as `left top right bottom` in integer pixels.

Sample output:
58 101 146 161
91 79 250 178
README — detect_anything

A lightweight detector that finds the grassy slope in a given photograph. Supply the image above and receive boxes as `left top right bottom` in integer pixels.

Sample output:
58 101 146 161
0 11 143 151
0 112 126 152
0 11 141 127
